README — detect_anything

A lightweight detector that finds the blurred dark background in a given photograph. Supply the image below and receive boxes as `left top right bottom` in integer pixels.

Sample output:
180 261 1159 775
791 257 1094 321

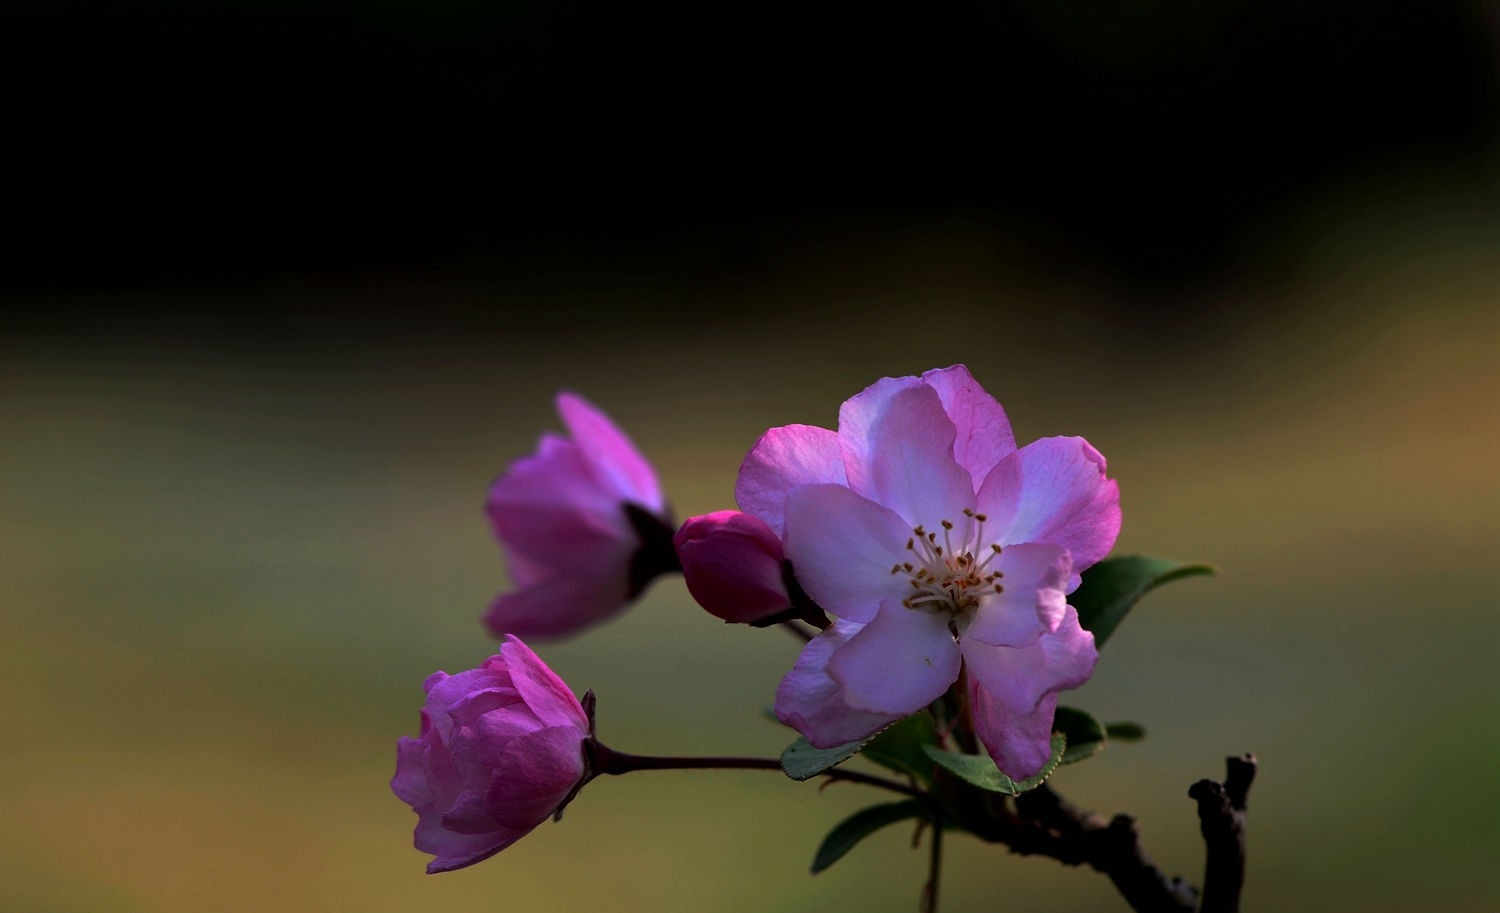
6 0 1498 315
3 4 1498 913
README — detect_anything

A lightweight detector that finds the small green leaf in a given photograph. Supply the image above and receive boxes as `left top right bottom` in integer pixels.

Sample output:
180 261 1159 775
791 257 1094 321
1105 721 1146 742
922 734 1066 795
810 800 926 874
1053 706 1107 765
781 735 868 781
1071 555 1215 648
860 713 939 785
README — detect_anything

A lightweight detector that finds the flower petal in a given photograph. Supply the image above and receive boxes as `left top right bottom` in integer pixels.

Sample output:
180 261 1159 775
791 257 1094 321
486 435 633 569
392 735 434 808
964 543 1072 646
774 620 901 747
976 435 1121 577
482 566 631 640
490 545 540 588
735 423 847 537
962 607 1098 780
836 381 973 524
833 373 922 502
920 365 1017 481
834 373 924 489
416 815 516 874
423 668 515 743
857 384 977 527
556 391 663 511
497 636 591 732
828 599 962 715
484 725 587 829
440 788 504 835
446 701 543 788
782 484 911 624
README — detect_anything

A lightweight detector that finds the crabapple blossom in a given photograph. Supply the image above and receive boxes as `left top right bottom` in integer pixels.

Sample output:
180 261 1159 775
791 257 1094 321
744 366 1120 779
484 392 677 640
391 636 592 873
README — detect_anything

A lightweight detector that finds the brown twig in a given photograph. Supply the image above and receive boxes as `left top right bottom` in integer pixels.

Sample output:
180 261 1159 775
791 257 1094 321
1006 785 1198 913
1189 753 1256 913
960 754 1257 913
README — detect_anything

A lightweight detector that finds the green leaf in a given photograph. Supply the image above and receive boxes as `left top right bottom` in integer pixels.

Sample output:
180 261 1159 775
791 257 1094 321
922 734 1066 795
1105 721 1146 742
860 713 940 785
1071 555 1216 648
1053 706 1107 766
781 735 868 781
810 800 926 874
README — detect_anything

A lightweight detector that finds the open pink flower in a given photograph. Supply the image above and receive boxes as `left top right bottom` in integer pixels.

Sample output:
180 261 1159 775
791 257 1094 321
742 366 1120 779
674 510 792 624
391 636 592 873
484 392 677 640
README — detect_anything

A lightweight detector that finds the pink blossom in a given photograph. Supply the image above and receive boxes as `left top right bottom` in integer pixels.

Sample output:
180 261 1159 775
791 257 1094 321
744 366 1120 779
391 636 592 873
674 510 792 624
484 392 677 640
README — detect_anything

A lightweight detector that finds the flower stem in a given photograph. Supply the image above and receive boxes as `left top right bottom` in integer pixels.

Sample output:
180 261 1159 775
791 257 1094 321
923 812 944 913
780 619 815 643
590 743 925 798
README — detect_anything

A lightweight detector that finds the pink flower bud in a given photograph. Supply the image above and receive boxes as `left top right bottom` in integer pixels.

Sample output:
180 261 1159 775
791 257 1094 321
674 510 791 624
391 636 592 873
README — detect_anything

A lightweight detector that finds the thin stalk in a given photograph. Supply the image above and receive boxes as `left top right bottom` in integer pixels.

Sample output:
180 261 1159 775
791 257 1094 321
923 812 944 913
780 619 815 643
591 744 925 798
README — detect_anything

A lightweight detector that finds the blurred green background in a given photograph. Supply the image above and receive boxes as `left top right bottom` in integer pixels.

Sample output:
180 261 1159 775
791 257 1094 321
3 2 1499 911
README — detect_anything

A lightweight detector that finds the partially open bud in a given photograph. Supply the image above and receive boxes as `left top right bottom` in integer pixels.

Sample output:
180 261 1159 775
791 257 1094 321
484 392 676 640
391 637 592 873
674 510 791 624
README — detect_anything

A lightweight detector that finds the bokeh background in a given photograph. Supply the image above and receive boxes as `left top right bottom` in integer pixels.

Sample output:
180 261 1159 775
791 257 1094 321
4 2 1498 911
